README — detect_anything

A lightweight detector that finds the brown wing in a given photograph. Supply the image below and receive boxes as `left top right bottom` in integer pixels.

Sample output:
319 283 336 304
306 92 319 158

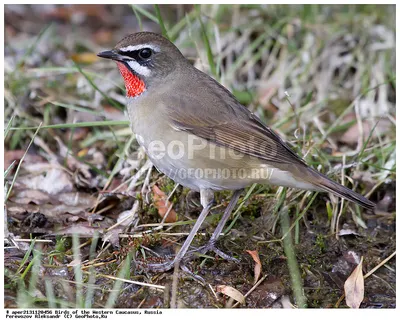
163 71 376 210
164 73 307 168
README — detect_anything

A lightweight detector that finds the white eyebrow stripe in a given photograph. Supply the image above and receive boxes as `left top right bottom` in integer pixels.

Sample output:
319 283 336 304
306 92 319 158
127 61 151 77
119 44 160 53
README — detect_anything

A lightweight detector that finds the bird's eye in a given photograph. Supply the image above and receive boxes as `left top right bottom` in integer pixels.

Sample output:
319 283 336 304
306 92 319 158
138 48 152 60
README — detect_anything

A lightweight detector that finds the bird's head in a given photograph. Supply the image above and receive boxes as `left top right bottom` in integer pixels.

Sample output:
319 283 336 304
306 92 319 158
98 32 185 98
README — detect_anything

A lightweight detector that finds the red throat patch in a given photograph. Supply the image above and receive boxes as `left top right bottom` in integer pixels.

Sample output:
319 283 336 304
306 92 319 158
116 62 146 98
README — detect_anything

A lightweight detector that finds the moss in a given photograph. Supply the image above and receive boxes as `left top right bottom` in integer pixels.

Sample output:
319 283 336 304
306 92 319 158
315 234 327 253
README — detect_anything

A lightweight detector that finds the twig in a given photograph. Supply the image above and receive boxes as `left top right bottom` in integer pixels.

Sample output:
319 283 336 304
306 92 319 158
11 238 53 243
170 261 180 308
232 274 268 308
364 251 396 279
82 270 165 291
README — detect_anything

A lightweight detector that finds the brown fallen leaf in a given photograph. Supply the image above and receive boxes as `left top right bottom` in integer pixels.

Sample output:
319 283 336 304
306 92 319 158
152 185 177 223
339 115 393 146
246 250 262 284
216 285 245 305
4 150 25 171
4 151 45 171
65 128 89 142
94 29 113 44
344 256 364 308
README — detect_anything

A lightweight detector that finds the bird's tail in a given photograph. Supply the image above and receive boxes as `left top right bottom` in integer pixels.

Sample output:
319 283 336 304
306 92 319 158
306 168 375 210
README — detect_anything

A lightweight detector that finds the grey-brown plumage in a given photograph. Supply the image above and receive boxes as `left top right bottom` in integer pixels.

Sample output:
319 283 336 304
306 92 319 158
98 32 375 272
99 32 374 209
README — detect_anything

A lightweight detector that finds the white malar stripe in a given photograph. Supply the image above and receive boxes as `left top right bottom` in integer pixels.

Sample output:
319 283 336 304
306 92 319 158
127 61 151 77
119 44 160 53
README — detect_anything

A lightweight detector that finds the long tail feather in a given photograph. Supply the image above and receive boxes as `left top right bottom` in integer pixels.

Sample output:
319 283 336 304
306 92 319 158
308 168 375 210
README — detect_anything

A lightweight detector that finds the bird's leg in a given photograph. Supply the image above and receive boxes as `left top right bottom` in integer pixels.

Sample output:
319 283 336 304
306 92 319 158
186 189 243 262
142 189 214 273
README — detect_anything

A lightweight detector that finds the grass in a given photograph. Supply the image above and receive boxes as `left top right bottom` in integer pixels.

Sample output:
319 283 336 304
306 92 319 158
4 4 396 308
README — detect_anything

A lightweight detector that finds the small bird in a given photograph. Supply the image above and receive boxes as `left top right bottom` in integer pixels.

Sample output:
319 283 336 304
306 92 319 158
98 32 375 272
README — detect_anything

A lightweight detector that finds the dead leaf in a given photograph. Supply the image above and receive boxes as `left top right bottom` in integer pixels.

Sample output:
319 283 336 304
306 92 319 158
58 192 96 207
338 229 360 236
246 250 262 284
17 168 74 195
4 151 45 171
4 150 24 170
339 115 393 145
103 202 139 246
67 258 82 267
54 136 92 179
344 256 364 308
94 29 113 44
281 295 295 309
216 285 245 304
9 189 51 205
152 185 177 223
65 128 89 142
54 223 104 237
39 204 88 218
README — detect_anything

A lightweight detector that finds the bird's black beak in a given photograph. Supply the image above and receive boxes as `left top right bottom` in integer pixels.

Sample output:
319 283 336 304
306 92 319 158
97 50 124 61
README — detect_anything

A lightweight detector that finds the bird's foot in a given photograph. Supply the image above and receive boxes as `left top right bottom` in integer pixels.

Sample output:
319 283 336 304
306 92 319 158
135 257 206 283
186 239 240 263
135 256 175 273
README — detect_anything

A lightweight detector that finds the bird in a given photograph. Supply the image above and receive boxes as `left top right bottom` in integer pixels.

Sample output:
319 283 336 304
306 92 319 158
98 32 375 272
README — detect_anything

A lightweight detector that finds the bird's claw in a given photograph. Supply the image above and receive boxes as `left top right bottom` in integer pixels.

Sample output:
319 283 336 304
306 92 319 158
187 240 240 263
136 258 206 283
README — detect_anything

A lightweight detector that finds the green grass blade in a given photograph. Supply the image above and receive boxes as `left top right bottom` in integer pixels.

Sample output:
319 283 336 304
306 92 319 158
4 115 15 137
28 67 124 90
131 4 158 23
45 280 57 308
16 240 37 277
28 247 42 295
45 100 102 116
154 5 170 40
132 7 143 31
6 123 42 201
72 233 84 308
4 160 16 179
73 61 123 111
169 9 197 41
197 6 217 77
224 183 258 234
280 206 307 308
354 117 382 164
15 23 52 70
105 253 132 308
84 232 99 308
11 120 129 131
